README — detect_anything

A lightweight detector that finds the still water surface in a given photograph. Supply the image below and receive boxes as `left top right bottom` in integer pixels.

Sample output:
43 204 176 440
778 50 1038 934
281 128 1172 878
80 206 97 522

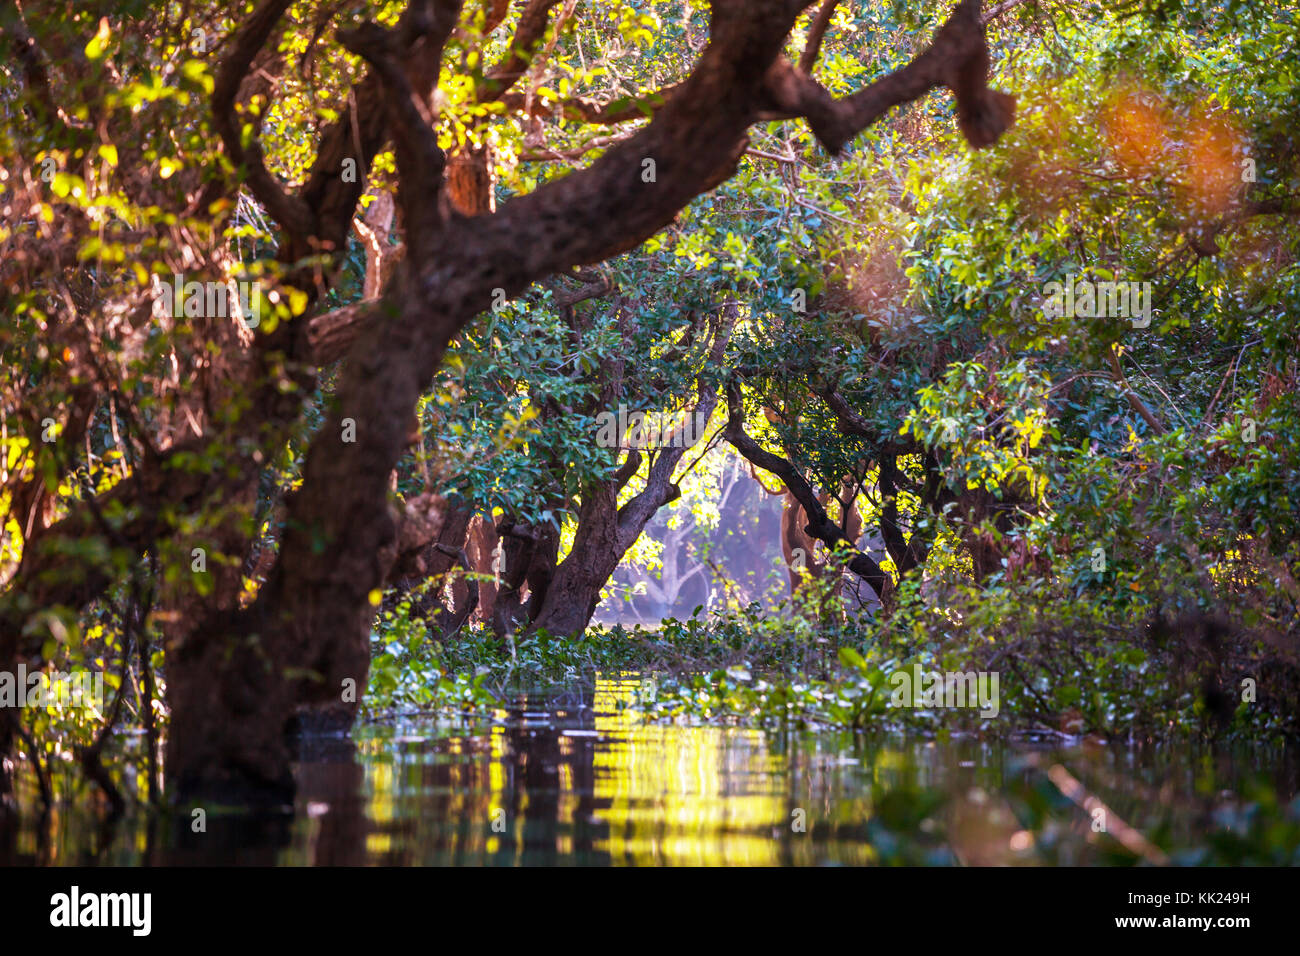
11 677 1297 865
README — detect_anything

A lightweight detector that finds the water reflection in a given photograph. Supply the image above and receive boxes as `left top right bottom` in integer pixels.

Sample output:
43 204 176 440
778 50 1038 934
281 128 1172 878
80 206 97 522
4 676 1297 865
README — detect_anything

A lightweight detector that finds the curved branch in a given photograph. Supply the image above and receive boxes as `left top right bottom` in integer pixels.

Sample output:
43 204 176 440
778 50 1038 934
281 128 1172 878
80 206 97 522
761 0 1014 153
481 0 513 35
723 382 892 600
749 461 788 496
616 314 733 544
799 0 839 73
478 0 565 102
211 0 314 239
817 385 875 439
338 21 448 182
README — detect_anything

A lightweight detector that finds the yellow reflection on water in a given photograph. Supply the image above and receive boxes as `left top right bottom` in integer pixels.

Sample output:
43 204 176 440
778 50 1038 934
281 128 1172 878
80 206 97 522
332 675 887 864
9 680 1283 867
589 676 791 865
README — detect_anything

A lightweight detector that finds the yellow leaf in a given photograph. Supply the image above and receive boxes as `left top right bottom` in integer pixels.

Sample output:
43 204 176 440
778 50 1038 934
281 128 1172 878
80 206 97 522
85 17 111 60
97 144 118 168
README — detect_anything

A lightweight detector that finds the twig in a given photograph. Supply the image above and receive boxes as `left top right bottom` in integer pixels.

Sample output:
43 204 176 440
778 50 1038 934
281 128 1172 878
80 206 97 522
6 710 52 812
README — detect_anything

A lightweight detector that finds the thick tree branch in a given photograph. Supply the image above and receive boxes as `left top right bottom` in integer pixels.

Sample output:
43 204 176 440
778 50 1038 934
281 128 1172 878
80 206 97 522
616 314 733 545
482 0 513 35
799 0 839 73
211 0 314 239
878 452 933 575
478 0 566 102
613 450 643 493
430 544 479 637
818 385 875 439
723 382 892 600
338 19 450 195
761 0 1014 153
299 2 462 257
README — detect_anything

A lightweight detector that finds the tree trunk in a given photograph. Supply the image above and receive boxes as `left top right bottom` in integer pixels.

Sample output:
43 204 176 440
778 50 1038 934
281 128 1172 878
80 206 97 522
531 487 624 636
463 514 499 625
447 142 496 215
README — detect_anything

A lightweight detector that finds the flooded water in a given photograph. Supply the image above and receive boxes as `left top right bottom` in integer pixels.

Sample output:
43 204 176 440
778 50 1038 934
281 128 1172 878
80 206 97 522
8 677 1298 865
